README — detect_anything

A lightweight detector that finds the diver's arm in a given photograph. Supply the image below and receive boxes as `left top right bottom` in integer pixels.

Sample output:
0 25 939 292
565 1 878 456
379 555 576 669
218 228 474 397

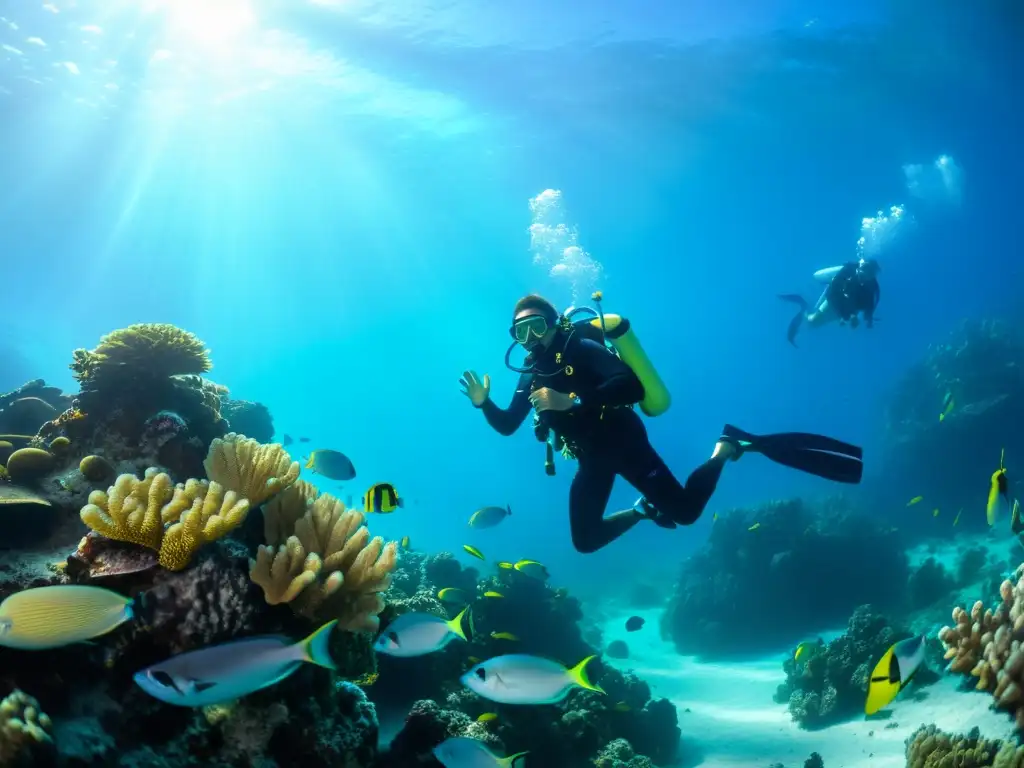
813 266 844 283
479 374 533 436
865 282 880 327
573 339 645 407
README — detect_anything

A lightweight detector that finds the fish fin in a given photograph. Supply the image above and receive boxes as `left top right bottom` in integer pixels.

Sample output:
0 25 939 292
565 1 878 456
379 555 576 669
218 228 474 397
501 751 529 767
304 455 314 468
397 497 405 509
300 620 338 669
568 655 604 694
448 607 469 641
194 681 217 693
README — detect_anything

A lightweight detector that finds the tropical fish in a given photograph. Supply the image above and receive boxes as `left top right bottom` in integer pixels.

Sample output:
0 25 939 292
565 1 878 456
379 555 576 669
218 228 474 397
351 671 378 687
496 562 515 570
906 496 924 507
304 449 357 481
1013 499 1024 535
491 632 519 641
401 536 411 550
713 512 718 522
794 639 823 662
476 712 498 722
483 591 504 599
932 508 940 517
953 508 963 527
463 545 486 561
283 434 294 446
134 621 337 707
469 504 512 529
613 701 631 712
365 482 404 514
988 450 1010 526
513 560 548 580
299 436 310 443
0 585 134 650
939 392 955 422
748 522 761 531
865 635 927 715
432 736 528 768
624 616 644 632
461 654 604 705
438 588 470 605
468 656 482 665
373 608 469 657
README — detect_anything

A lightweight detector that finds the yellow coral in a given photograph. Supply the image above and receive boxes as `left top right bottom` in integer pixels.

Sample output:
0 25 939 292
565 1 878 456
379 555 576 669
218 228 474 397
71 323 211 385
262 479 317 546
80 470 250 572
80 468 173 551
0 689 53 764
160 480 250 571
249 491 397 631
204 432 299 506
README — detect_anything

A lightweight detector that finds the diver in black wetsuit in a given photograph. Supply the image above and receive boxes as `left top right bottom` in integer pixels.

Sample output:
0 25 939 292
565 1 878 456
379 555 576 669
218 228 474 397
460 294 865 554
779 258 881 346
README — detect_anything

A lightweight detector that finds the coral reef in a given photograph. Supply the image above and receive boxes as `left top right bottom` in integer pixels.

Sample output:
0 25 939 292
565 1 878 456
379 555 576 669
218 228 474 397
0 689 55 767
250 486 398 632
221 399 275 444
662 497 908 656
880 318 1024 533
905 724 1024 767
774 605 922 728
939 568 1024 731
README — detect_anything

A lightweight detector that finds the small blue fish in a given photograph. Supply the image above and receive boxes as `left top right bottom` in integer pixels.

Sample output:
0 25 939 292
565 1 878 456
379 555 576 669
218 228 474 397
433 736 528 767
304 450 356 481
134 621 336 707
461 654 603 705
373 607 469 657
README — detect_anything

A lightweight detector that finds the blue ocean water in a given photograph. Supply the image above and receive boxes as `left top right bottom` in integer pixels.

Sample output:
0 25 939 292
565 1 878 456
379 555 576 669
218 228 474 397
1 11 1023 761
3 0 1022 596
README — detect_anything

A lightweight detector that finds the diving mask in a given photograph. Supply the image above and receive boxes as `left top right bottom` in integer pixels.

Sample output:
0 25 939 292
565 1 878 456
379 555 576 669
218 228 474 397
510 314 549 345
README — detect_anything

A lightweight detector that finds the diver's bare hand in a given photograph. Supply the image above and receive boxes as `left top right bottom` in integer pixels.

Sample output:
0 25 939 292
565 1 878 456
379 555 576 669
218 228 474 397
460 371 491 407
530 388 575 413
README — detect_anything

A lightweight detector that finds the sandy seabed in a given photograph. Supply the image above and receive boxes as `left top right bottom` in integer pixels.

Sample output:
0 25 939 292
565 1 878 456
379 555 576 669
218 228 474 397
598 605 1017 768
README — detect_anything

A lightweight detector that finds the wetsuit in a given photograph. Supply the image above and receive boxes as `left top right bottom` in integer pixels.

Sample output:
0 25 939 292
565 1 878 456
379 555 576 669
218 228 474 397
827 263 881 326
478 329 725 553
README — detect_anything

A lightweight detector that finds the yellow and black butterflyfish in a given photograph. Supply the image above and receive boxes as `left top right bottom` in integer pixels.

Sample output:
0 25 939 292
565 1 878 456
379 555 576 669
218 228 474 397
364 482 404 514
865 635 926 715
987 450 1010 526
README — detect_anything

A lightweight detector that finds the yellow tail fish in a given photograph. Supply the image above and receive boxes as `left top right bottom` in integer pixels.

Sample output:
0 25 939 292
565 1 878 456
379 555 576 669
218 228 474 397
988 450 1010 526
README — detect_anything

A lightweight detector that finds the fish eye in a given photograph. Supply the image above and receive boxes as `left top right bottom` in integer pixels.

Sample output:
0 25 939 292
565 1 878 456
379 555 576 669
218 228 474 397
150 670 176 689
475 667 487 680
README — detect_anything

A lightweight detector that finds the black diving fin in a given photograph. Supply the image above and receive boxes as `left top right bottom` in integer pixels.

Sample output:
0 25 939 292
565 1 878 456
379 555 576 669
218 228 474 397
721 424 863 484
778 294 809 347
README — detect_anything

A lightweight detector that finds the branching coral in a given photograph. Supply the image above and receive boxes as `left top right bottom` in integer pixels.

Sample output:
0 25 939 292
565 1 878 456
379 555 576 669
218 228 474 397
80 468 249 571
940 571 1024 728
250 489 397 632
204 432 299 506
71 323 211 388
0 689 54 766
905 724 1024 768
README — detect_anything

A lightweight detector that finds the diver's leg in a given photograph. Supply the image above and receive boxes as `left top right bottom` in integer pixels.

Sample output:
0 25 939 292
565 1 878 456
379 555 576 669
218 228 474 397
568 458 633 554
626 443 732 526
806 297 839 328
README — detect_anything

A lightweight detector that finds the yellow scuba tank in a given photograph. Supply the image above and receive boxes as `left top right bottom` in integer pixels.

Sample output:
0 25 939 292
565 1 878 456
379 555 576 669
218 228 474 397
588 305 671 417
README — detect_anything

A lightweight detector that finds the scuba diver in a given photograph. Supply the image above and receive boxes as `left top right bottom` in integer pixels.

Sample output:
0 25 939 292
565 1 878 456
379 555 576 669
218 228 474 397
779 257 881 346
459 292 864 554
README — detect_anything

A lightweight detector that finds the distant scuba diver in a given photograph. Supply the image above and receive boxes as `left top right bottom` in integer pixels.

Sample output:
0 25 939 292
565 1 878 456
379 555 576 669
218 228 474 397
459 292 864 554
779 258 881 346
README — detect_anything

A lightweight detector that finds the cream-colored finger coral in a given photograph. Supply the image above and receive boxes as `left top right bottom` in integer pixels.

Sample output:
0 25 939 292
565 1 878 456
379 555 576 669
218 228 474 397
204 432 299 506
263 479 317 546
79 468 174 551
160 480 250 571
0 689 53 765
250 537 322 604
250 490 398 632
942 568 1024 732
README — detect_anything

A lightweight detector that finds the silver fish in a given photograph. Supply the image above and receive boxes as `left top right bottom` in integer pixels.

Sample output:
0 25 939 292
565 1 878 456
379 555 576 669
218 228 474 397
373 608 468 658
